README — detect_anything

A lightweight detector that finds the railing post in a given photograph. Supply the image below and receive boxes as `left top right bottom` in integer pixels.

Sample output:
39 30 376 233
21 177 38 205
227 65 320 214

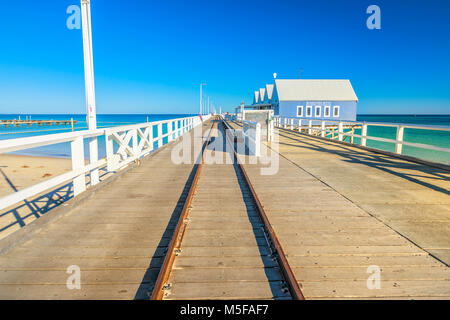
148 123 154 152
321 121 326 138
132 128 138 157
308 120 312 135
338 122 344 141
71 136 86 196
395 126 404 154
290 118 294 130
298 119 302 132
105 130 114 172
88 137 99 186
361 123 368 147
157 123 163 148
168 120 173 142
283 118 287 129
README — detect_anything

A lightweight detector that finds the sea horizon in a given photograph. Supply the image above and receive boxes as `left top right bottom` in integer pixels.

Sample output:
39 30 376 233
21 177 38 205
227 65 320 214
1 113 449 164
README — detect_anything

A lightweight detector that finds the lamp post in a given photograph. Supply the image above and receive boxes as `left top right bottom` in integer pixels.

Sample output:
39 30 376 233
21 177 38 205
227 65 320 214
80 0 99 185
200 83 206 115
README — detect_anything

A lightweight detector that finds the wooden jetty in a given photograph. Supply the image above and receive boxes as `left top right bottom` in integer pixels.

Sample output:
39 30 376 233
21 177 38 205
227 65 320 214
1 119 77 128
0 117 448 300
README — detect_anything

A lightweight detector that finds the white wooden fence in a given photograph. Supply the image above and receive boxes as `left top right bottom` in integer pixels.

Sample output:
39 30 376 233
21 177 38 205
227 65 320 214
0 115 209 211
274 116 450 164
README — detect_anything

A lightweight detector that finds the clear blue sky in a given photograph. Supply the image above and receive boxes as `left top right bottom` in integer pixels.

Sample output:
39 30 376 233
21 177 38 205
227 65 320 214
0 0 449 114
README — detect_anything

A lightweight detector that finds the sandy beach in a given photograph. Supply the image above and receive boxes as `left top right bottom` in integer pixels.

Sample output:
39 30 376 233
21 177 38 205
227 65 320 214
0 154 72 197
0 154 72 240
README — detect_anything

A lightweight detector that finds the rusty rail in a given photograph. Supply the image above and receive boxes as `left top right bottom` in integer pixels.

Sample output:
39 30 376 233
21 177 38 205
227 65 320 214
151 120 217 300
221 118 305 300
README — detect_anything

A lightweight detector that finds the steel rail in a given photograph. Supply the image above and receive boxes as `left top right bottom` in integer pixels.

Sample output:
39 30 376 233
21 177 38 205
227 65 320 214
221 118 305 300
151 120 217 300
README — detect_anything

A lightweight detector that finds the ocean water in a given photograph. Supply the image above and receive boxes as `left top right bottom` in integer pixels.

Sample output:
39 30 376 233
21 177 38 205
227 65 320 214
1 114 449 165
355 115 450 165
0 114 195 159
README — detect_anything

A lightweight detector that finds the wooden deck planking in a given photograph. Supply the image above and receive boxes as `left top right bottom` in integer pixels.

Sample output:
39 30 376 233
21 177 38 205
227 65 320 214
275 127 450 265
164 152 290 300
0 121 213 299
228 120 450 299
0 118 448 300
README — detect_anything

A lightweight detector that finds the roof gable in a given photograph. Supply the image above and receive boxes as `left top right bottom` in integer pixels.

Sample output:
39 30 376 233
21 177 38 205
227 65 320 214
265 84 274 101
253 91 260 104
274 79 358 101
259 88 266 102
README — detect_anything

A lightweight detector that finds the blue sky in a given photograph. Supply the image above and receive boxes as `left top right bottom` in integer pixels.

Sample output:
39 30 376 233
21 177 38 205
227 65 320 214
0 0 449 114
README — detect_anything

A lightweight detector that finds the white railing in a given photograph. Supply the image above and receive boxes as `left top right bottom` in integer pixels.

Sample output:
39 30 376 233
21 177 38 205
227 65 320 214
274 116 450 164
0 115 209 212
242 120 261 156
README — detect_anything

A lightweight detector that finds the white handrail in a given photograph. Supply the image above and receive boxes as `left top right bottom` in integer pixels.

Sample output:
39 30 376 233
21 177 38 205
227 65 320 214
274 116 450 164
0 115 209 212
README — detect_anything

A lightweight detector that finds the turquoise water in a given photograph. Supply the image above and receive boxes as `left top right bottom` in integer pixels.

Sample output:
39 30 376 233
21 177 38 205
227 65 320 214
0 114 195 159
1 114 449 165
354 115 450 165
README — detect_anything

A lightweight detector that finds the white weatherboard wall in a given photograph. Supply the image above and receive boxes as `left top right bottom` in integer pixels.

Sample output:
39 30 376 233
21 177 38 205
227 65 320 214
279 100 357 121
271 79 358 121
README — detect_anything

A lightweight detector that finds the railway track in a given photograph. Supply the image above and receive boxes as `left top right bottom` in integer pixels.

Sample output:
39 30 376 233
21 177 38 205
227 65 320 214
151 117 304 300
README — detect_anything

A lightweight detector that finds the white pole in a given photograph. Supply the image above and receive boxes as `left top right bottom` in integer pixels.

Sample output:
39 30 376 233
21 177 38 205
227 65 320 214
208 97 210 114
200 83 206 115
81 0 99 185
81 0 96 130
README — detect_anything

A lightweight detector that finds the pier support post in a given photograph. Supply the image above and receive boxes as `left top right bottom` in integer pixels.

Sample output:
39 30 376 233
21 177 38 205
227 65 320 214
395 126 404 154
71 137 86 196
308 120 312 135
321 121 326 138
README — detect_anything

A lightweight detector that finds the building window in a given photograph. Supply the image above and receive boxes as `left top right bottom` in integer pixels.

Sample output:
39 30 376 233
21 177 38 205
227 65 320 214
306 106 312 117
315 106 321 117
333 106 340 117
324 106 331 117
297 106 303 117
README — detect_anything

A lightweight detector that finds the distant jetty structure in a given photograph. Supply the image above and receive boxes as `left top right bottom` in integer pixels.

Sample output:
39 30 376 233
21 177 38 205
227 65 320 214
1 118 77 128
